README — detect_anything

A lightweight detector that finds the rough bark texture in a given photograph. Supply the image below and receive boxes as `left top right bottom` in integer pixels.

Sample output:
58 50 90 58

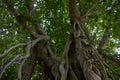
1 0 109 80
68 0 105 80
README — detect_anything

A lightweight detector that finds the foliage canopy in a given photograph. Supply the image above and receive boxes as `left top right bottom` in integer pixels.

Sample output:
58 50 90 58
0 0 120 80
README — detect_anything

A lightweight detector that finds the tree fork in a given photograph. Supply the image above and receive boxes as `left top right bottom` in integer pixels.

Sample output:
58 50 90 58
68 0 106 80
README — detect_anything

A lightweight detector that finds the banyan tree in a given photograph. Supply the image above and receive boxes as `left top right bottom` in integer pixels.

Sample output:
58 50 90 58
0 0 120 80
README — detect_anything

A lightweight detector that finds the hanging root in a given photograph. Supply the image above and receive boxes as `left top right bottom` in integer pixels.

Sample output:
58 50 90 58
18 59 26 80
0 54 20 78
0 35 50 79
59 40 72 80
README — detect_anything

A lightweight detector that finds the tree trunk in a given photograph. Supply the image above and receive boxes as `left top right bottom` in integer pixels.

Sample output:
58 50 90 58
1 0 108 80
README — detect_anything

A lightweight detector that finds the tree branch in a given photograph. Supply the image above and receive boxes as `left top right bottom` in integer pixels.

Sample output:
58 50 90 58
0 35 50 79
59 40 72 80
24 0 34 14
24 0 45 35
98 28 111 52
0 54 20 78
3 0 35 37
104 62 120 76
18 59 26 80
0 43 28 57
83 0 100 17
22 48 36 80
102 53 120 66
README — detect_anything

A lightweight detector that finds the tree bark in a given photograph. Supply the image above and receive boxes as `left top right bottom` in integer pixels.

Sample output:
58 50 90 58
1 0 109 80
